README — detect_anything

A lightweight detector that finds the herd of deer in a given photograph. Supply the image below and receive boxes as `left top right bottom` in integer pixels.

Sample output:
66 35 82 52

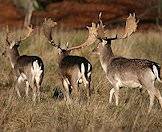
2 13 162 113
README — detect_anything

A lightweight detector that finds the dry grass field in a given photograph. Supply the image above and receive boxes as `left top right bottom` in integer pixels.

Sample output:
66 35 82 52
0 27 162 132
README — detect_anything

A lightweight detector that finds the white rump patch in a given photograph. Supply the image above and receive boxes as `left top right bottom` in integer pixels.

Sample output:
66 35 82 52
153 65 161 82
87 72 91 78
31 60 43 84
88 63 91 72
81 63 85 74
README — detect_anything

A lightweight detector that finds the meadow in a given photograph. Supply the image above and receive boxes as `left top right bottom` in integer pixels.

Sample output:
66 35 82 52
0 27 162 132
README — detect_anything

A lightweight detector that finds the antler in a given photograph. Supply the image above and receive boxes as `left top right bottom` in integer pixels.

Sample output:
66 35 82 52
66 22 98 52
66 12 109 52
97 12 106 38
43 18 57 42
42 18 62 50
97 13 139 40
19 25 33 42
121 13 139 39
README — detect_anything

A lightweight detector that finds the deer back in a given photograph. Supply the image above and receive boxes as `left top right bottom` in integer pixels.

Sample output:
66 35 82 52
59 55 92 78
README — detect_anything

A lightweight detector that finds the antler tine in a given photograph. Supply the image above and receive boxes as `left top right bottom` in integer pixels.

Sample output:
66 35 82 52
19 25 33 42
67 23 97 51
121 13 139 39
97 12 106 38
108 13 138 40
66 21 99 52
49 41 62 50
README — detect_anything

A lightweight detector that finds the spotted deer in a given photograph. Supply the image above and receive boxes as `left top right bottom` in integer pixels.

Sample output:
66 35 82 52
2 26 44 102
93 13 162 113
43 19 98 103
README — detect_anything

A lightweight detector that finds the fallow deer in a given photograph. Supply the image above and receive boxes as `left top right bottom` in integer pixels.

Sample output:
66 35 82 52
43 19 98 103
93 13 162 113
2 26 44 102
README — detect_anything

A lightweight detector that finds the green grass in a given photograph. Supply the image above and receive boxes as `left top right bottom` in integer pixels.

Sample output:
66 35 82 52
0 28 162 132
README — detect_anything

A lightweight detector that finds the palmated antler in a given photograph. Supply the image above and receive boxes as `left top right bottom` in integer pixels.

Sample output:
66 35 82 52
19 25 33 42
96 13 139 40
43 18 57 43
97 12 106 38
5 25 34 47
121 13 139 39
66 22 98 52
42 18 63 50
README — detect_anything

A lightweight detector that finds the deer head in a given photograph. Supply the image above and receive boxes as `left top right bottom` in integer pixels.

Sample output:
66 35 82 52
92 13 139 55
2 26 33 58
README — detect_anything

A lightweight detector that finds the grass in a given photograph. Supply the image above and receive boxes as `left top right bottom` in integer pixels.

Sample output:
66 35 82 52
0 28 162 132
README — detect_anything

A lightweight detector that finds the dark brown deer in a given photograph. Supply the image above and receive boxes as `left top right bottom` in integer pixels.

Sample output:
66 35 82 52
93 13 162 113
2 26 44 102
43 19 98 103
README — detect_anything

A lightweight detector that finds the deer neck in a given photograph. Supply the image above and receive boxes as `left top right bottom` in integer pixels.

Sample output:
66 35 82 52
99 45 114 73
9 48 20 68
58 52 68 64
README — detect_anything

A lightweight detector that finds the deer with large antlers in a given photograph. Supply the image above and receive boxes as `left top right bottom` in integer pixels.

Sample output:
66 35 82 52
43 19 98 103
2 26 44 102
92 13 162 113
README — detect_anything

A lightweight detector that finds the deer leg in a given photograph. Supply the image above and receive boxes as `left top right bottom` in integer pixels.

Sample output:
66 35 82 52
30 77 36 102
32 85 37 102
25 81 29 98
147 90 155 113
153 88 162 109
87 80 91 97
36 83 41 102
71 79 80 101
144 79 162 112
35 76 42 102
15 76 24 98
109 88 115 104
15 81 21 98
86 72 92 97
114 86 120 106
62 78 71 104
